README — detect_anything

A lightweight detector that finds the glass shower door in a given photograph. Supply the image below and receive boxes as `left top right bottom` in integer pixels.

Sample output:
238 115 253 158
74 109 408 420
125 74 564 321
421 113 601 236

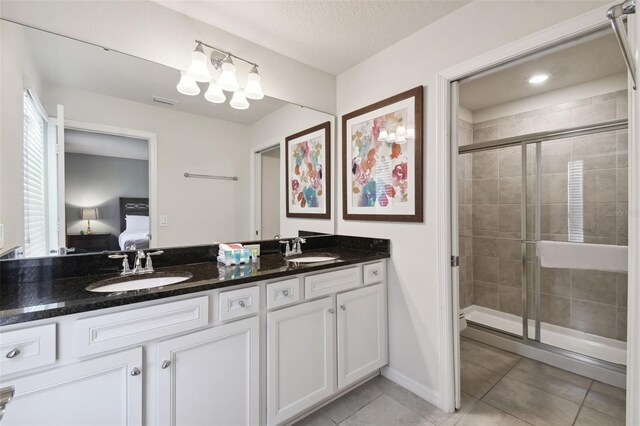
528 129 628 365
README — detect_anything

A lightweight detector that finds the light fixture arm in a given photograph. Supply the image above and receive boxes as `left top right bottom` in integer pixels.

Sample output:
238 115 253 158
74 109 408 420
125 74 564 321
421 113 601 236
195 40 258 68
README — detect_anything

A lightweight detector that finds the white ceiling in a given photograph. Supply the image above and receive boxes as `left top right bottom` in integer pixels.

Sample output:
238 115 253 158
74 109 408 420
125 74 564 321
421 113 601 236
154 0 471 75
19 22 289 125
65 129 149 161
459 32 627 112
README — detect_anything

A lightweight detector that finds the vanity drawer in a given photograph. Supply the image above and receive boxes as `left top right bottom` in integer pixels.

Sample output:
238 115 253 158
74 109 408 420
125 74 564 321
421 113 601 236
266 278 300 309
75 296 209 356
219 286 260 321
0 323 56 376
305 266 361 299
363 261 385 285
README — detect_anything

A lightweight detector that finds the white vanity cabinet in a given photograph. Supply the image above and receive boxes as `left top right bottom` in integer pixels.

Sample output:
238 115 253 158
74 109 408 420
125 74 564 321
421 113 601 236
0 347 143 426
157 316 260 426
337 283 387 389
266 297 336 425
266 261 387 425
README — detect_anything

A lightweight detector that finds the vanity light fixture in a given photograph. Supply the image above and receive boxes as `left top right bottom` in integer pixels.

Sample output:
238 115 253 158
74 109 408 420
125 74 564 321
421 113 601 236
177 40 264 110
378 129 389 141
230 91 250 110
186 43 212 83
177 71 200 96
528 73 551 84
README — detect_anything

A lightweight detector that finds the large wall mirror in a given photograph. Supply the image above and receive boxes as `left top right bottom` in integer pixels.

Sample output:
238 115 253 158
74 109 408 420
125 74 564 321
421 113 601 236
0 19 336 259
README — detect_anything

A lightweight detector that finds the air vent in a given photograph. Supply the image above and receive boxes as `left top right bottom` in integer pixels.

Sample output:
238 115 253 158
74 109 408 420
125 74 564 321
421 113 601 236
152 96 177 106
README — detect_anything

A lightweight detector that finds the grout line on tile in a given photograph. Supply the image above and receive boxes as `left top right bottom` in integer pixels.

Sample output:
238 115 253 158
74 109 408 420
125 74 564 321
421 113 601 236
571 380 594 426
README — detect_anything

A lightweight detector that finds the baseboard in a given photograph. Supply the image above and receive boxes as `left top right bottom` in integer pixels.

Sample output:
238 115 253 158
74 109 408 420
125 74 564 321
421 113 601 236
381 366 441 408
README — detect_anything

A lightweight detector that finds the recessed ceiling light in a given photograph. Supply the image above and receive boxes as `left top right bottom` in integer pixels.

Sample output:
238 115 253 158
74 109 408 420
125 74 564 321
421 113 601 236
528 73 550 84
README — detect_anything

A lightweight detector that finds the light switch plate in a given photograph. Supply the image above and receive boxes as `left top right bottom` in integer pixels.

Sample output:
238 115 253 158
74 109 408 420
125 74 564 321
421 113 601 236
160 216 169 227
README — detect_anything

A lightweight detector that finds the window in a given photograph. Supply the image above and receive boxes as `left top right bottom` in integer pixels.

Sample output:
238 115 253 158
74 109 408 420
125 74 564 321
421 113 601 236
567 160 584 243
23 90 49 257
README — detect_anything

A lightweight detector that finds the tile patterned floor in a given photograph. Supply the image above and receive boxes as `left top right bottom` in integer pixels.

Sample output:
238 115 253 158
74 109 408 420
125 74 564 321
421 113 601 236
294 338 626 426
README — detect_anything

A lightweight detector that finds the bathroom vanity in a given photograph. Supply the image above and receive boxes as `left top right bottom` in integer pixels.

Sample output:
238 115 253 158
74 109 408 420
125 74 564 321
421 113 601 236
0 236 389 425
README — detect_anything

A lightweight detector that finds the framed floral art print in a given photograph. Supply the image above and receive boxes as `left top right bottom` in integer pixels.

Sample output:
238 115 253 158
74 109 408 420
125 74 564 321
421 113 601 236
342 86 424 222
285 121 331 219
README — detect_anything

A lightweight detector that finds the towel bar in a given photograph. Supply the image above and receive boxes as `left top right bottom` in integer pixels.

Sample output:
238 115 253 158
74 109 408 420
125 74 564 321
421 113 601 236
184 172 238 181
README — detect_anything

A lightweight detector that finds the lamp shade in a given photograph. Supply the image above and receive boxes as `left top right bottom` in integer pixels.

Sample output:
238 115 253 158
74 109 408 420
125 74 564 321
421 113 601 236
243 66 264 100
217 57 239 92
186 44 212 82
177 71 200 96
204 80 226 103
81 207 98 220
230 91 250 110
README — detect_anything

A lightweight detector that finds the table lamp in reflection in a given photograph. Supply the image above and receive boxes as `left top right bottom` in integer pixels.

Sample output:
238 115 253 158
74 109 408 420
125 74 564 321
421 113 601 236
81 207 98 235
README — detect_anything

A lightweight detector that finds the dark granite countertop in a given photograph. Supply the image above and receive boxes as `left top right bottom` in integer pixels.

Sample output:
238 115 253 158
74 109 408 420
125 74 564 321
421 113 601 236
0 247 389 325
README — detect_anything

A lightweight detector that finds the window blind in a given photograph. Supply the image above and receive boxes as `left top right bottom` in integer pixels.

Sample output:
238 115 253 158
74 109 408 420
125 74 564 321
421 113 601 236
23 90 48 257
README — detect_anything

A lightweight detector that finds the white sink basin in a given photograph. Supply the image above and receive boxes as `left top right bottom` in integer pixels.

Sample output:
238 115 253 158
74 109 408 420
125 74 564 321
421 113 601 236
286 256 338 263
87 273 193 293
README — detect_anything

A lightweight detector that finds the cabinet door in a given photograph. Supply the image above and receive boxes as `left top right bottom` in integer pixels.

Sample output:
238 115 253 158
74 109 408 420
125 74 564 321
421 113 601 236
158 316 259 426
267 297 335 425
0 347 142 426
337 283 387 389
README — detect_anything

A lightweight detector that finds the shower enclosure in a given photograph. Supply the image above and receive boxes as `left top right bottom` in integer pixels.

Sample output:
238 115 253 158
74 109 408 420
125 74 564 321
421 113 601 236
456 90 629 368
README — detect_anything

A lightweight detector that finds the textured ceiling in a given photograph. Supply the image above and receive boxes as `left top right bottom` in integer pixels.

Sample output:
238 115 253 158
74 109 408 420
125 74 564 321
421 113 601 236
460 32 627 112
154 0 471 75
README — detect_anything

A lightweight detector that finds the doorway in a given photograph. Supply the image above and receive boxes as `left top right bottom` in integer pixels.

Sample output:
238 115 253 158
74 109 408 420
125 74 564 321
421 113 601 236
257 145 281 240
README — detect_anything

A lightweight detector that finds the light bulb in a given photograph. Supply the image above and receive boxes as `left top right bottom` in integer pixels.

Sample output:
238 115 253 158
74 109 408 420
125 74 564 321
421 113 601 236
378 129 389 141
186 44 212 83
204 80 226 103
244 65 264 100
176 71 200 96
230 91 249 110
217 56 239 92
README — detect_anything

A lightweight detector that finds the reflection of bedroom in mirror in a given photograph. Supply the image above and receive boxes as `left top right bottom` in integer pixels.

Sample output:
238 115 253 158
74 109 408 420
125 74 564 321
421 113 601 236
63 128 152 253
0 18 336 259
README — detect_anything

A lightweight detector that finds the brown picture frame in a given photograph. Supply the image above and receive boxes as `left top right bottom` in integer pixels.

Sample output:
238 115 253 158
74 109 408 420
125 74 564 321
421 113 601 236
341 86 424 222
285 121 332 219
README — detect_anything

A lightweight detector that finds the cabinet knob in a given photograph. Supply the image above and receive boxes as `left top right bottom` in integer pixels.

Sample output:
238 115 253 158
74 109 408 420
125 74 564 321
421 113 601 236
130 367 141 376
281 289 289 297
340 305 346 311
161 360 171 369
328 308 335 314
372 270 379 276
5 349 20 359
238 300 246 308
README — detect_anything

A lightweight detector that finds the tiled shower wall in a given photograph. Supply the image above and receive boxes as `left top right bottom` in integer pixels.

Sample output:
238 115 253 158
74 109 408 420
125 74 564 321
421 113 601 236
460 90 628 342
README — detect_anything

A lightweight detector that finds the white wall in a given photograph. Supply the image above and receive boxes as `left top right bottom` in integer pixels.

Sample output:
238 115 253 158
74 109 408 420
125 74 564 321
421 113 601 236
261 148 280 239
0 21 44 250
248 104 336 238
0 0 335 114
336 0 610 406
42 84 251 247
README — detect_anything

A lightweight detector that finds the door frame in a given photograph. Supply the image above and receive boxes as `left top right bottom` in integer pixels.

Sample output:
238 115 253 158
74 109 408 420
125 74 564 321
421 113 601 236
249 139 281 240
435 5 638 418
60 120 158 248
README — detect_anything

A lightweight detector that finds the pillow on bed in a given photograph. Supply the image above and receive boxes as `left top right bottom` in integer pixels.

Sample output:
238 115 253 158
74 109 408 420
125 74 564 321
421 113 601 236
125 215 149 231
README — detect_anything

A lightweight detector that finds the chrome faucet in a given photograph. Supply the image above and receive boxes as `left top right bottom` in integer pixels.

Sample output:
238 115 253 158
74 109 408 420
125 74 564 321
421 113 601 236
143 251 164 273
292 237 306 255
109 254 132 276
133 250 146 274
109 250 164 275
